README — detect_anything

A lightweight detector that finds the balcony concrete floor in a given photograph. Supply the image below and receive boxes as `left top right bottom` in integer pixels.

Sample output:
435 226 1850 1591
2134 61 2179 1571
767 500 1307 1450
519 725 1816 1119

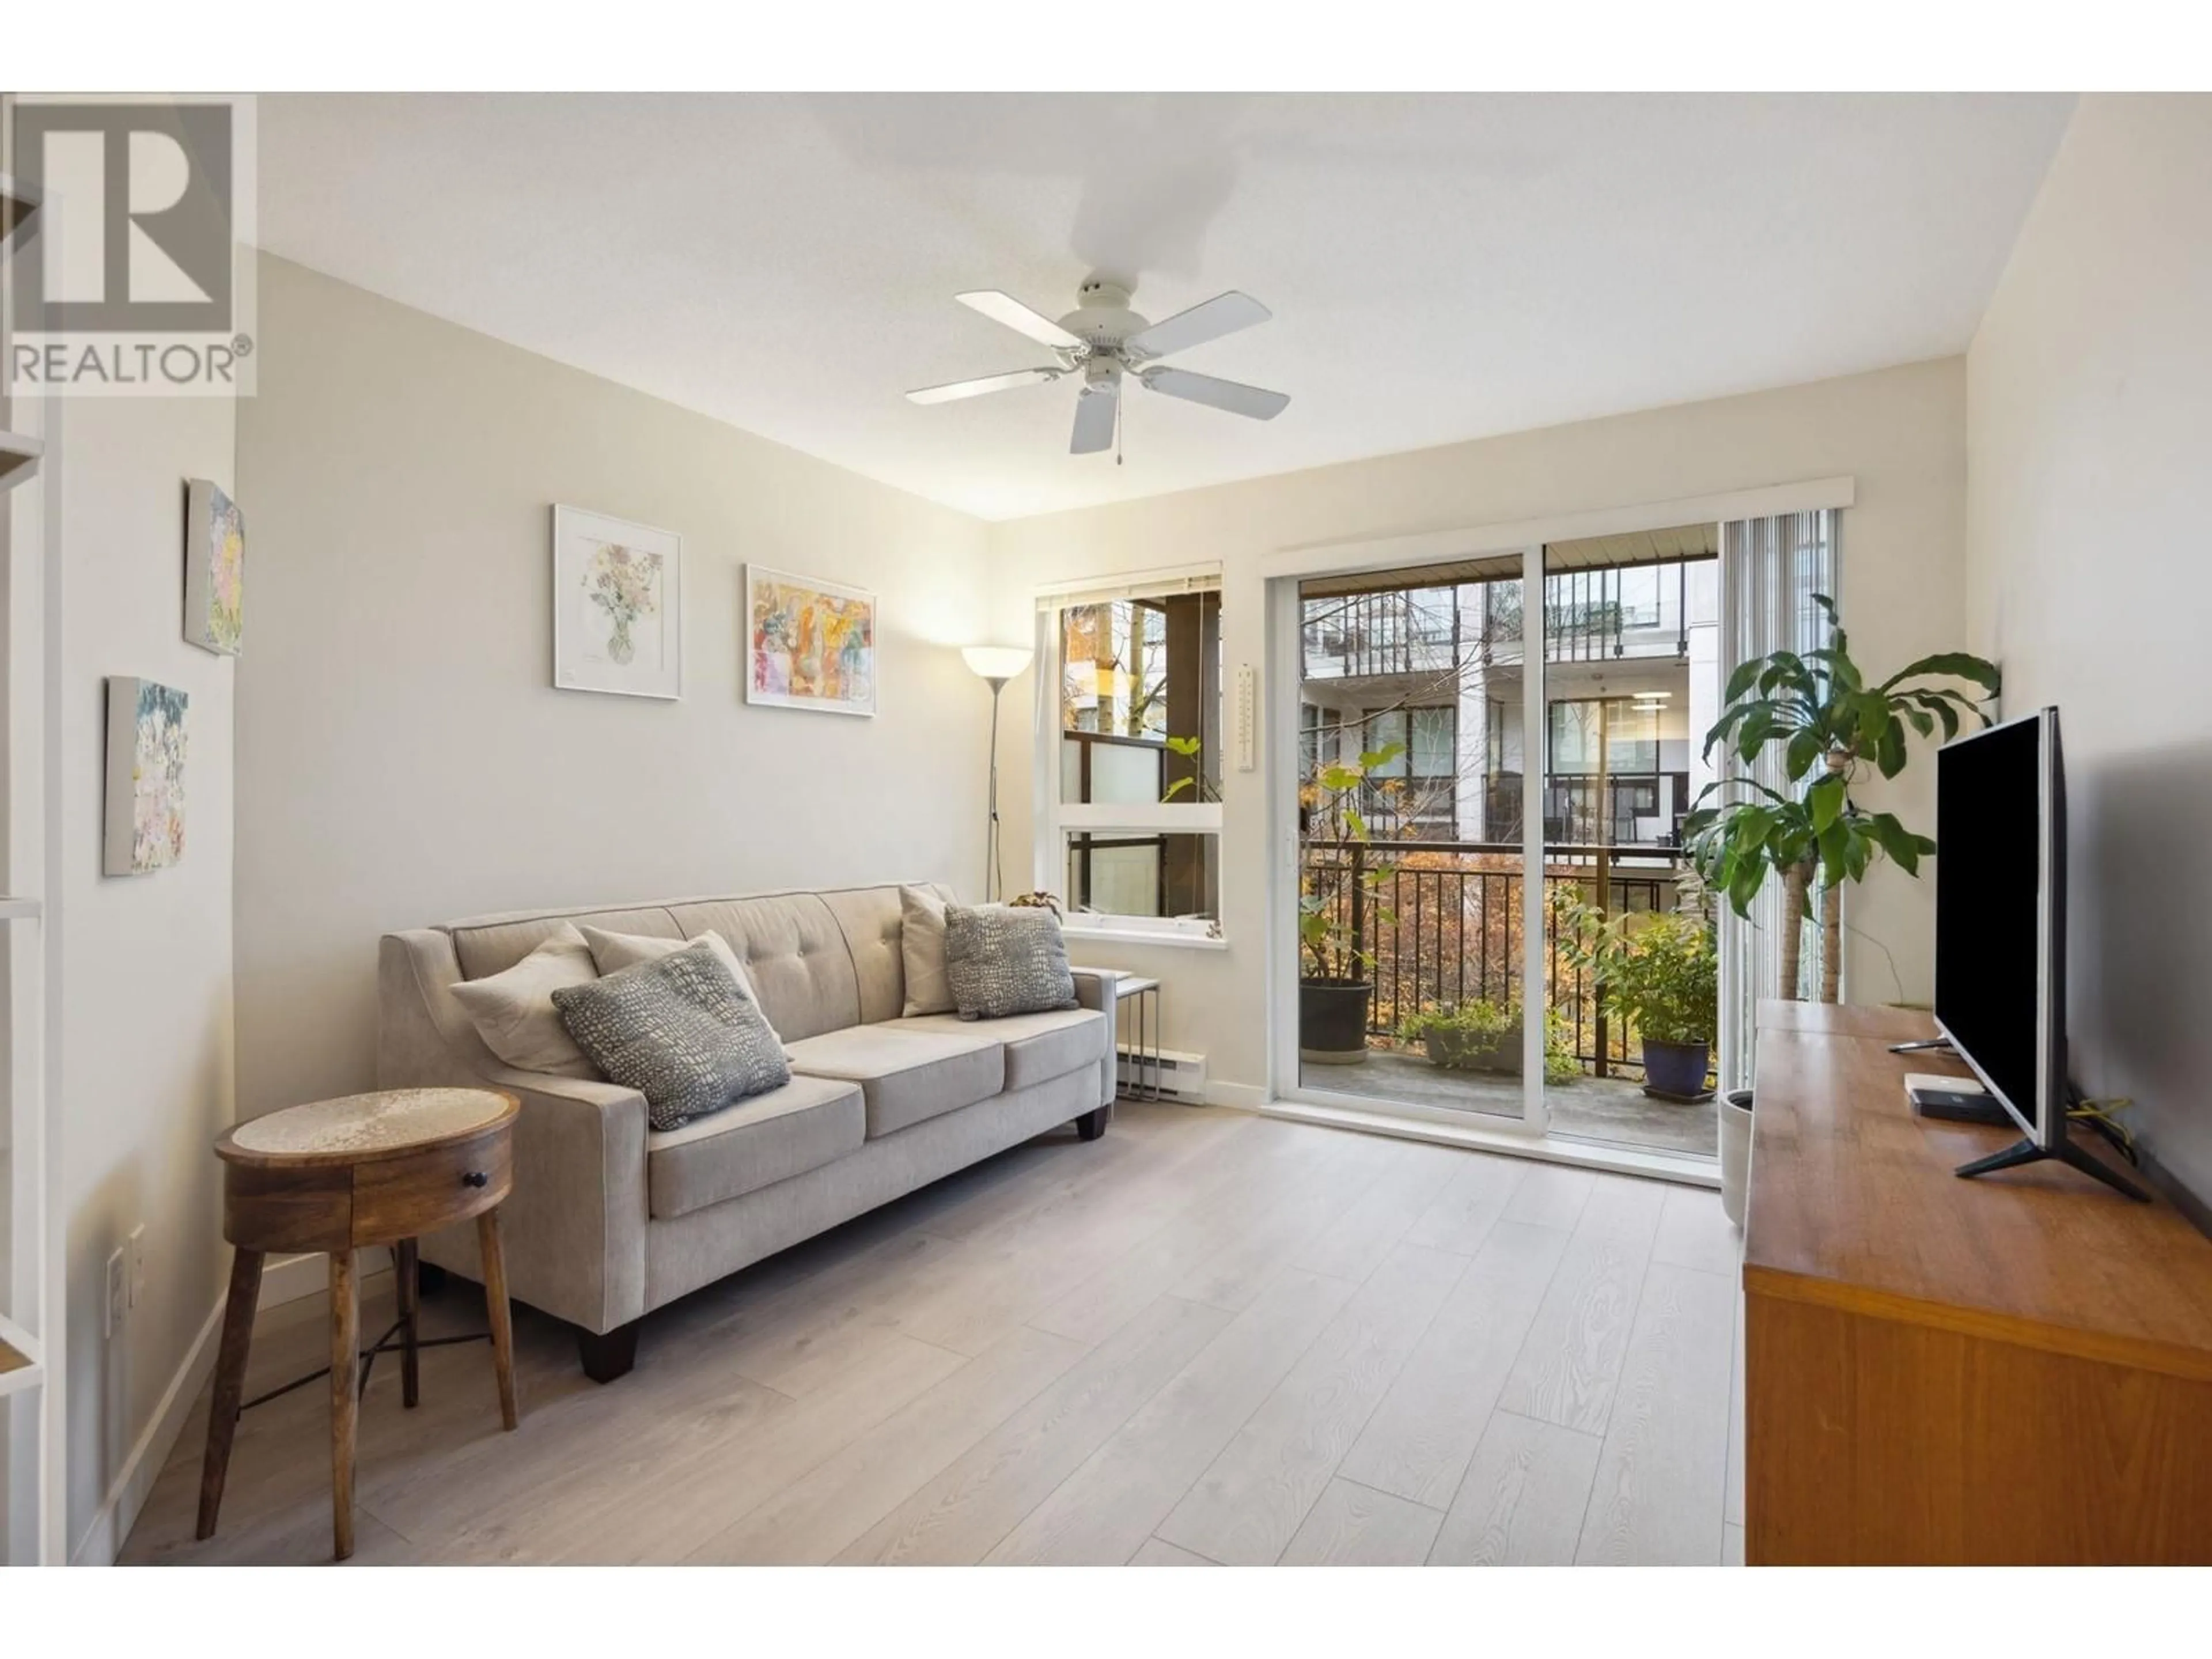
1303 1046 1717 1159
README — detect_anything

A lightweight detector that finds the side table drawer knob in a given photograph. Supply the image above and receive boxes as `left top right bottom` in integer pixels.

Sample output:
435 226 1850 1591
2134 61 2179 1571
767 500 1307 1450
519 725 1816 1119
461 1171 488 1188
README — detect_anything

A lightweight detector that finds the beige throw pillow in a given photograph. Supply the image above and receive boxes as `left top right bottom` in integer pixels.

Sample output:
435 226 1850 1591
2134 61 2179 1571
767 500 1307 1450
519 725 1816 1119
450 922 601 1077
581 926 765 1010
899 885 953 1017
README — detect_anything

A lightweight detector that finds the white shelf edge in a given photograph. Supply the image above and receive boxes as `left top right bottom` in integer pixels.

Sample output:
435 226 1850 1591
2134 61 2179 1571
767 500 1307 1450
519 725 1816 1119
0 895 43 920
0 1359 42 1400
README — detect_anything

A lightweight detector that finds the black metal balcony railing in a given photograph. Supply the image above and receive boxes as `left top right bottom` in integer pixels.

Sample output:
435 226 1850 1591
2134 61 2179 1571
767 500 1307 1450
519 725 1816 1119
1300 838 1691 1080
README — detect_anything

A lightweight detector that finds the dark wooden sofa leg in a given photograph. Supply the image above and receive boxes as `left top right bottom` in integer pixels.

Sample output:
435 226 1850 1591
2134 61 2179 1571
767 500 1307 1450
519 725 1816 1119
1075 1106 1109 1142
577 1320 641 1383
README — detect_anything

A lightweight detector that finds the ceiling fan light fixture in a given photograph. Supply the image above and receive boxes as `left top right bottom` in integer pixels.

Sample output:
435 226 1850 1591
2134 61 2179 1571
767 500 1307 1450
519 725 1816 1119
910 281 1289 456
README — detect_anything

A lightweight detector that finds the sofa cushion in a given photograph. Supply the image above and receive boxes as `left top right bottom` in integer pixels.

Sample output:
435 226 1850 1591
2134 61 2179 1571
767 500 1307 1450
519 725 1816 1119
448 922 602 1078
646 1073 864 1219
449 906 681 981
784 1024 1005 1138
820 885 912 1024
552 940 791 1131
897 885 953 1017
944 903 1080 1020
665 893 859 1041
889 1008 1107 1093
581 925 765 1007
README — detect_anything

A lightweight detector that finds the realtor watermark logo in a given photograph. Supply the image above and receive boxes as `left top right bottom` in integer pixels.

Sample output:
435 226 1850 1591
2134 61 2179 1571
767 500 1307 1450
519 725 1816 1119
5 94 256 396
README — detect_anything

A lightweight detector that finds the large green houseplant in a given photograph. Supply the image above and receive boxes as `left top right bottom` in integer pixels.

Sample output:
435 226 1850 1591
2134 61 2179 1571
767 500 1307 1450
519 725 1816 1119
1297 741 1404 1063
1682 594 1999 1000
1554 896 1721 1099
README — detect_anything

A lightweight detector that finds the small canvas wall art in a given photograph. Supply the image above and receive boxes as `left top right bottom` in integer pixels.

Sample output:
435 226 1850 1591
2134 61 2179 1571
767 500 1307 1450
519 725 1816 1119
745 566 877 717
552 506 683 699
184 478 245 655
104 677 188 876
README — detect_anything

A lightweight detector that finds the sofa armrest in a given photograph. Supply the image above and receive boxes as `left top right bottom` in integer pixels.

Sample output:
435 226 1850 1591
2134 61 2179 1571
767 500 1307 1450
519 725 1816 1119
379 930 648 1333
469 1068 649 1333
1070 966 1120 1010
1069 968 1121 1109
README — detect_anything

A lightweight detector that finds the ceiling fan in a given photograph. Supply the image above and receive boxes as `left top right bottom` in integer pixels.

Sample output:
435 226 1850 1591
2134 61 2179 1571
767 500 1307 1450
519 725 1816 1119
907 278 1289 456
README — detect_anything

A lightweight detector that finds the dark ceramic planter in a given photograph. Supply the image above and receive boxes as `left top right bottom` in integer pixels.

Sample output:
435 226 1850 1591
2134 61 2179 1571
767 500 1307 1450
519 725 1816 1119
1299 978 1372 1064
1641 1037 1713 1100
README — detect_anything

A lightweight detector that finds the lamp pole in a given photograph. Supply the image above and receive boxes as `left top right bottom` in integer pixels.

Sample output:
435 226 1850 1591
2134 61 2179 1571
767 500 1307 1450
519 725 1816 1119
961 646 1034 906
983 673 1009 902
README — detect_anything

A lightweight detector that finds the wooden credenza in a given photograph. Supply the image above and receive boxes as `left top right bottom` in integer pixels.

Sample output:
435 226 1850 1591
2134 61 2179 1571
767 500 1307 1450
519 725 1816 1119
1743 1001 2212 1564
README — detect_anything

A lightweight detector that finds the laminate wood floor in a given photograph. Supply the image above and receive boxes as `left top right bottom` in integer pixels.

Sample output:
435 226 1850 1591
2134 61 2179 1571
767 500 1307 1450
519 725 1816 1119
120 1104 1743 1567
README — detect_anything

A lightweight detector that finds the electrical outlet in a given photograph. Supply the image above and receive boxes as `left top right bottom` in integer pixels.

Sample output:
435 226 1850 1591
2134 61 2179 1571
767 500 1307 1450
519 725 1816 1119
128 1224 147 1309
105 1247 127 1339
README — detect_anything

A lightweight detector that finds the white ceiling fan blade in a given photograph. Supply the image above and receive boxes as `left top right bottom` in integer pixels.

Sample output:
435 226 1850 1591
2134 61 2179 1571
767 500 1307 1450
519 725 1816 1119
956 289 1084 350
906 367 1061 405
1070 385 1118 454
1124 291 1271 360
1139 366 1290 421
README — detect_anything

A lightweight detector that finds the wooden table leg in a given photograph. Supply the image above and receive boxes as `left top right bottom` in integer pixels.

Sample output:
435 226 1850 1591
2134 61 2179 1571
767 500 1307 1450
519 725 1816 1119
478 1208 519 1431
395 1238 421 1408
329 1248 359 1561
195 1247 265 1541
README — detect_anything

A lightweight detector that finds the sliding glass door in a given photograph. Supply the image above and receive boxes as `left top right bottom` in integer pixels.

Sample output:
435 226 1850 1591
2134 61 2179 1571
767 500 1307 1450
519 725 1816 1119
1283 528 1726 1163
1291 552 1538 1127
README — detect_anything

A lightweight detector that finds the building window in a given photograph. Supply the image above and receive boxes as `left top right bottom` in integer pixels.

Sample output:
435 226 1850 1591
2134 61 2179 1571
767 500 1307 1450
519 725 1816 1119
1044 575 1224 940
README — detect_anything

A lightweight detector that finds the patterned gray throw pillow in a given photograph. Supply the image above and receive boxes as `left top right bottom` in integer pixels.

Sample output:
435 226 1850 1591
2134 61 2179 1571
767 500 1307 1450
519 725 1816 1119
943 903 1080 1021
552 940 790 1130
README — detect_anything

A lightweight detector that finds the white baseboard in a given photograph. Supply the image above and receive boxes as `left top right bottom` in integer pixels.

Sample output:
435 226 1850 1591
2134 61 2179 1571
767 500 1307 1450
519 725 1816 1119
1204 1080 1267 1111
70 1296 225 1566
69 1248 402 1565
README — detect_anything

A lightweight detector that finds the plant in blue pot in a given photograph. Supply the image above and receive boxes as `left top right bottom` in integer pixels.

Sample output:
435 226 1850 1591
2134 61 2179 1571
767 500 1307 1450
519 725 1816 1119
1555 895 1720 1102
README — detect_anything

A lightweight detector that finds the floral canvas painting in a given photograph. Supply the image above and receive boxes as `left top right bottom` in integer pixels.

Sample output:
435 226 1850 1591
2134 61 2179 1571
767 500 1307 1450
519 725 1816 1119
552 506 683 699
104 677 188 876
184 478 245 655
745 566 877 717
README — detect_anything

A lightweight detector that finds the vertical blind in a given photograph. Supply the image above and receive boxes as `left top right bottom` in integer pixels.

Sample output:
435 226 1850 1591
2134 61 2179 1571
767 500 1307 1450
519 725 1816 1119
1717 508 1838 1092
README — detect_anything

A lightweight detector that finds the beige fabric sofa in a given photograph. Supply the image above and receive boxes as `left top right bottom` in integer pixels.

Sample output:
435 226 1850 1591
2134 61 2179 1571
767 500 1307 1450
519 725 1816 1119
378 882 1118 1380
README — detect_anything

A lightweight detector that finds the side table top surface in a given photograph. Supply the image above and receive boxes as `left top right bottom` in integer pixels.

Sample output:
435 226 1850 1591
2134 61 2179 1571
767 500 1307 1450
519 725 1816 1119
218 1088 517 1168
1071 969 1160 998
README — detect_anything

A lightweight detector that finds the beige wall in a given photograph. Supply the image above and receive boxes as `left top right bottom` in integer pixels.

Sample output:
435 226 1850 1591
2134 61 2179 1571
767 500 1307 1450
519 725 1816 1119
1965 94 2212 1205
56 395 237 1559
234 256 994 1123
989 358 1971 1094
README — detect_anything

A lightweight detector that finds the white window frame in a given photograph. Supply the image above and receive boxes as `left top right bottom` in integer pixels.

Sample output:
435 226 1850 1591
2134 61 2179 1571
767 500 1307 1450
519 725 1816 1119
1035 567 1225 946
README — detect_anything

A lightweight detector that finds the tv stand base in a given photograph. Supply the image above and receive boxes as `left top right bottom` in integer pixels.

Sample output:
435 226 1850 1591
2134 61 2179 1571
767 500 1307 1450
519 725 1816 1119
1955 1133 2150 1203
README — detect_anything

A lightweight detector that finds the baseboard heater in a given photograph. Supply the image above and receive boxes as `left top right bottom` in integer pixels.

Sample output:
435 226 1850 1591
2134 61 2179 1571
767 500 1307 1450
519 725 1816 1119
1116 1046 1207 1103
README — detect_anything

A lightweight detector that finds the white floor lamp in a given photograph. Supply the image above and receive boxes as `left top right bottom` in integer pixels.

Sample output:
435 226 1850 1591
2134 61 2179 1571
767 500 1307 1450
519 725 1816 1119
962 645 1033 902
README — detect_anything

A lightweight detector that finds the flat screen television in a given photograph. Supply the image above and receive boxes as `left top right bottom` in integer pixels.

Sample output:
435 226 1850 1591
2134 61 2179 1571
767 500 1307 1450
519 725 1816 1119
1933 706 2144 1199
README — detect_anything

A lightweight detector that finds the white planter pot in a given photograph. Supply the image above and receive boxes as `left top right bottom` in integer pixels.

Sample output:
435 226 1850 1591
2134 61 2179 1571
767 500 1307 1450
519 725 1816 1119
1719 1089 1754 1229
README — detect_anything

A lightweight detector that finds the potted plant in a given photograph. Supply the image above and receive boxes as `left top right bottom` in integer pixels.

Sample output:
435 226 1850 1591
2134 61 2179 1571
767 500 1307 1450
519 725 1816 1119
1400 999 1523 1075
1298 741 1405 1063
1683 594 1999 1002
1556 896 1720 1100
1680 593 1998 1222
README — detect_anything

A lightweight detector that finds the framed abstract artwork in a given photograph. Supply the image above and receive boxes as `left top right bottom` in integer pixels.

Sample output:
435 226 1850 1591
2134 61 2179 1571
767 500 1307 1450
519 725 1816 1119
184 478 245 655
745 565 877 717
104 677 188 876
552 506 683 700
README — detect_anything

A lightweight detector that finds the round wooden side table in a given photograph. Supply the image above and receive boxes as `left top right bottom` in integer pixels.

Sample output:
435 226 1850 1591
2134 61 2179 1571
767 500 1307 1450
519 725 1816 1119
195 1088 522 1560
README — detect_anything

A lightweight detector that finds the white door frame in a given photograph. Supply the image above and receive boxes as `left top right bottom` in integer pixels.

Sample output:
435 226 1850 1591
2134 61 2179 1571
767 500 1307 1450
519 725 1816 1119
1262 477 1856 1183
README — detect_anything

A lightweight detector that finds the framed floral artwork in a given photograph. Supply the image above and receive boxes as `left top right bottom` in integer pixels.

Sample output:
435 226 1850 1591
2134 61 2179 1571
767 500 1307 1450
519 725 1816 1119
552 506 683 700
745 565 877 717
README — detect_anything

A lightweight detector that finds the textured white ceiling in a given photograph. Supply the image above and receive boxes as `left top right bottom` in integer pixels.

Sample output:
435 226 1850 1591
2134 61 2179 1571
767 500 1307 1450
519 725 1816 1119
257 93 2074 521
